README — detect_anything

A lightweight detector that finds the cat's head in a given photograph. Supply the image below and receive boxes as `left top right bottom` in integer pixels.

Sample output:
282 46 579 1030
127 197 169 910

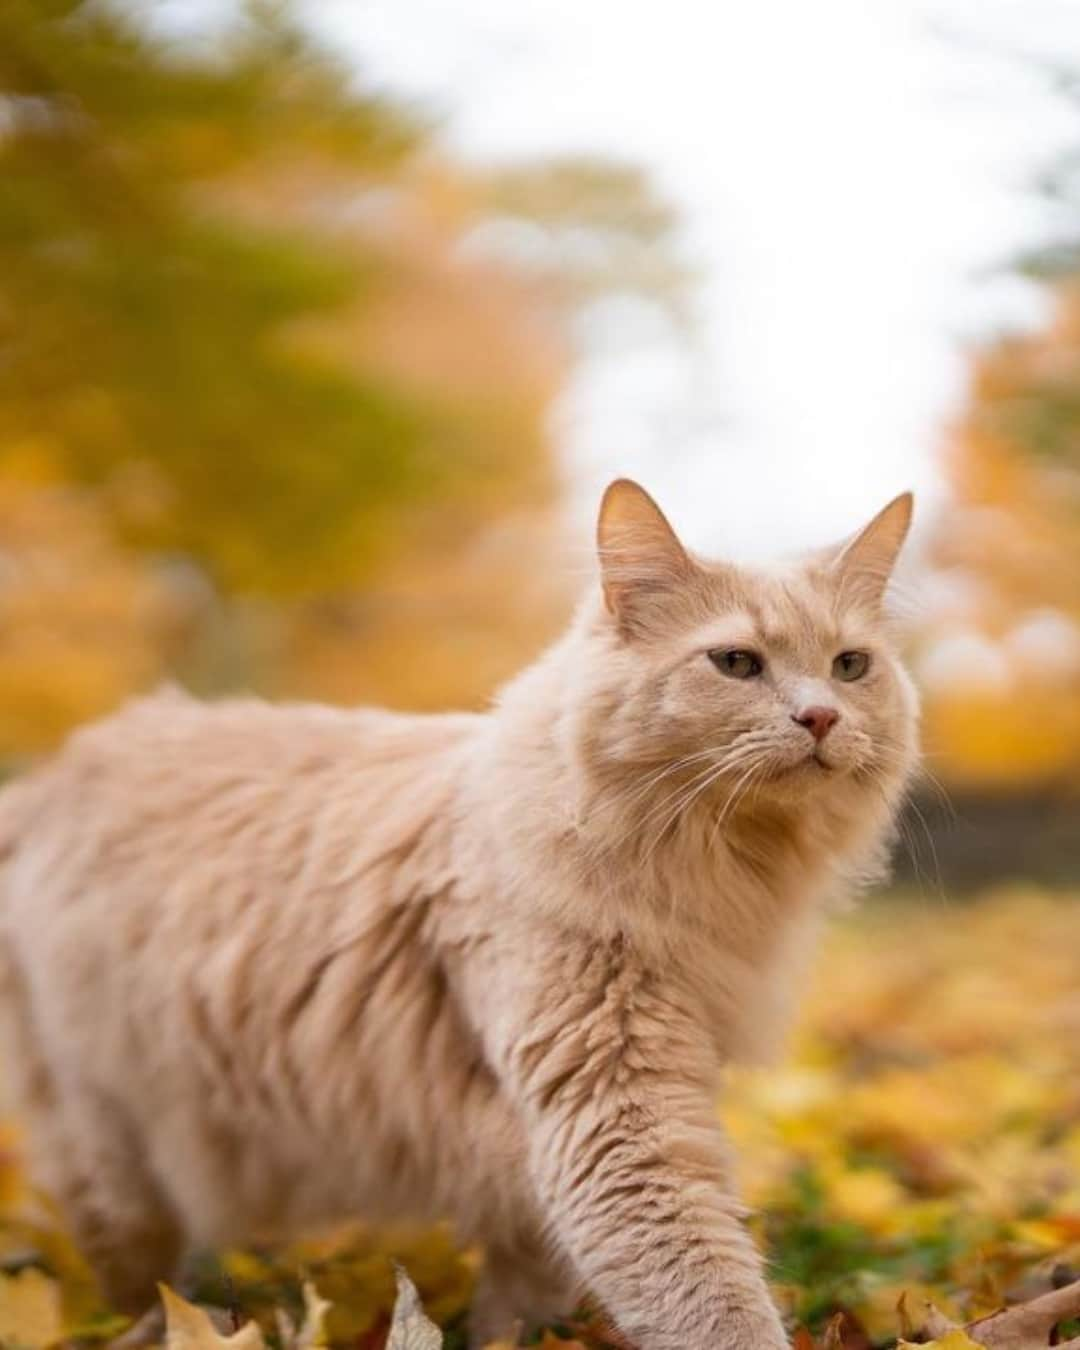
584 478 919 814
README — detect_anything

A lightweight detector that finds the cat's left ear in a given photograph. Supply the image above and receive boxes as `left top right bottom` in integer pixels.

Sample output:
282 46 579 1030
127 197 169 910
829 492 913 607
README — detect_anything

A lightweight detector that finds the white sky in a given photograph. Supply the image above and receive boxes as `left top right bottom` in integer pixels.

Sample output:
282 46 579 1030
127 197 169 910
300 0 1080 558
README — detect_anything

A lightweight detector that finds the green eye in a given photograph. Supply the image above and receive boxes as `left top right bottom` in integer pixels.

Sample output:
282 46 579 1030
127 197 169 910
833 650 870 681
708 649 764 679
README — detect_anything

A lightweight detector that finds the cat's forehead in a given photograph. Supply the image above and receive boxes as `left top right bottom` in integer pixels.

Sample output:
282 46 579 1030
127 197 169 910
696 559 873 651
739 564 834 639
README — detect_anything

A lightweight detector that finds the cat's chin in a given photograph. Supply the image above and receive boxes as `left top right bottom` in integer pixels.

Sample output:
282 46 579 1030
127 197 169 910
758 752 850 802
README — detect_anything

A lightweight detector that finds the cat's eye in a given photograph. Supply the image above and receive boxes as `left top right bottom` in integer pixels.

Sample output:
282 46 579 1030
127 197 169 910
708 649 763 679
833 650 870 682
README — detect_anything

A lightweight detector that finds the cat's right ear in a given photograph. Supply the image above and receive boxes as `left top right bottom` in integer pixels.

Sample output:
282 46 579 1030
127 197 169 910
828 492 914 609
597 478 693 635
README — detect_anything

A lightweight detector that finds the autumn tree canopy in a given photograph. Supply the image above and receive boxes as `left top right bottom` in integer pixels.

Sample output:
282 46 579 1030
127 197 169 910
0 0 686 754
921 77 1080 790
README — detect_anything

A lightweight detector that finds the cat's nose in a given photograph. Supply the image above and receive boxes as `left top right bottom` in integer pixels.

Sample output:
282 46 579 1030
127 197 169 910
792 706 840 742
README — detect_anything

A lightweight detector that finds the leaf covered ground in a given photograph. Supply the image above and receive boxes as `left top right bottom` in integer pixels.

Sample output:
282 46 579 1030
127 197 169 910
0 888 1078 1349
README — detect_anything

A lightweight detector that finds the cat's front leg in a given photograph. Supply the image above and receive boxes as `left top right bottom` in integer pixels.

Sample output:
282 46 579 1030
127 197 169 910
512 1008 788 1350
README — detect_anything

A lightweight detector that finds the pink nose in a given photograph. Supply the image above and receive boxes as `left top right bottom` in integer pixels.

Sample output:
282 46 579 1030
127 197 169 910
793 706 839 742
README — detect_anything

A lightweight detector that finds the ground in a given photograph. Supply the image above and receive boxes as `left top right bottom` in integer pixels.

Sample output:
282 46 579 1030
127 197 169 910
0 888 1078 1348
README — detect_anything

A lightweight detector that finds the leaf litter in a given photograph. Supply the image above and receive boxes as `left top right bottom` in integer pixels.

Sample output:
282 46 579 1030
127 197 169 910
0 889 1077 1347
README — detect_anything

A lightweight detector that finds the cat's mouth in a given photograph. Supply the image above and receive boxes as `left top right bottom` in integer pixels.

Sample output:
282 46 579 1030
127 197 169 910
775 749 837 779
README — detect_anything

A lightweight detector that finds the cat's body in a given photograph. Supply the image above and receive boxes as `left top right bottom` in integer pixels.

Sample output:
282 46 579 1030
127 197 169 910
0 482 918 1350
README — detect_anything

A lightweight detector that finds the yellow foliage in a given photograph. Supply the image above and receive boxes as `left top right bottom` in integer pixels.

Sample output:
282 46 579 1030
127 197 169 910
0 466 173 754
0 1268 64 1349
921 689 1080 787
899 1334 987 1350
925 283 1080 786
817 1164 908 1236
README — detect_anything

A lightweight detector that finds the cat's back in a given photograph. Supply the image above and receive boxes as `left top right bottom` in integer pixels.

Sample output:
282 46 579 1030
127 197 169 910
0 691 507 1243
0 688 483 946
17 685 476 788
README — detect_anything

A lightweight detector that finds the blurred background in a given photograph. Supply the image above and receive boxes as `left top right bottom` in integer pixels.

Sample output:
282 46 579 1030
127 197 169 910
4 7 1080 1343
2 0 1079 888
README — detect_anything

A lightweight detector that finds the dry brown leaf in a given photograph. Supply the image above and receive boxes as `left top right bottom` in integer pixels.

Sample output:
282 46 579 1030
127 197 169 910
964 1277 1080 1349
913 1277 1080 1349
821 1309 872 1349
897 1290 917 1343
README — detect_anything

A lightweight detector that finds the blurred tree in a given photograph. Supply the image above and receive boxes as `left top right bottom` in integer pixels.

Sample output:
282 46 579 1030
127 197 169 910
481 155 695 328
923 119 1080 786
0 0 688 754
0 0 482 595
0 450 175 751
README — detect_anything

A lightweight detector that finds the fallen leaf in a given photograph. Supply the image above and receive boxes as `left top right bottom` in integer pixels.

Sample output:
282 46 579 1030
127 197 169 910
963 1276 1080 1348
159 1283 265 1350
385 1265 442 1350
908 1277 1080 1349
822 1309 872 1349
275 1281 332 1350
898 1334 987 1350
0 1268 64 1348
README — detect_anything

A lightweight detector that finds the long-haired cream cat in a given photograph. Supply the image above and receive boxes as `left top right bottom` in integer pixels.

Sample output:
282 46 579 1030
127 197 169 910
0 480 917 1350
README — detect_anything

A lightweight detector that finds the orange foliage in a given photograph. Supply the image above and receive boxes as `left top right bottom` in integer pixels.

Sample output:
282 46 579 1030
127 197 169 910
0 450 178 756
924 284 1080 786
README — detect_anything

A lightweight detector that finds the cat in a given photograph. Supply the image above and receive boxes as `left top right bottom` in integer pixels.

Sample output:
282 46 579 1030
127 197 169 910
0 479 918 1350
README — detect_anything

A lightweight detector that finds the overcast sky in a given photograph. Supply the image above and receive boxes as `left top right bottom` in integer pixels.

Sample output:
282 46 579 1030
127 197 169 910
298 0 1080 558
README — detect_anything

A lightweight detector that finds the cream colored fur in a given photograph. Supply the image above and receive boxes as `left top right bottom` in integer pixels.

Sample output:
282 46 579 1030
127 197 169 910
0 481 918 1350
